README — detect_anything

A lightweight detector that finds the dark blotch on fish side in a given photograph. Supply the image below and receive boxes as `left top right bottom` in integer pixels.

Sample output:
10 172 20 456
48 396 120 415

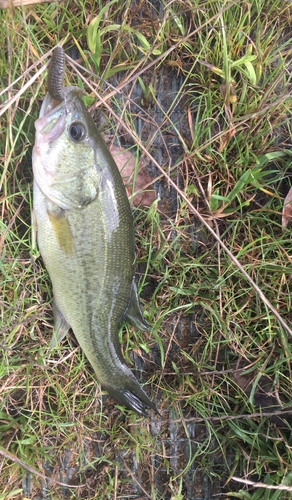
47 45 65 102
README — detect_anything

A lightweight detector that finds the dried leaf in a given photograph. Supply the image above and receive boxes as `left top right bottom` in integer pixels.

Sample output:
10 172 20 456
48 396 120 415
197 59 225 78
282 186 292 231
109 144 157 208
220 81 237 103
218 127 236 152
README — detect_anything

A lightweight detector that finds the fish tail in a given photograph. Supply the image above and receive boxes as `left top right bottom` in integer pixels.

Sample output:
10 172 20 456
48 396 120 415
104 380 158 417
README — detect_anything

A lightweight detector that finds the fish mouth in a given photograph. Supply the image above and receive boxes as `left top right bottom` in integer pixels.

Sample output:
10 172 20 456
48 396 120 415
35 95 66 142
35 88 86 142
35 91 73 140
40 86 85 118
39 92 63 118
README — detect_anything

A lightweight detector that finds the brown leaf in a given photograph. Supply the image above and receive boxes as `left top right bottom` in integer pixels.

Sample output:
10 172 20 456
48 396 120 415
220 81 237 104
109 144 157 208
218 127 236 152
282 186 292 231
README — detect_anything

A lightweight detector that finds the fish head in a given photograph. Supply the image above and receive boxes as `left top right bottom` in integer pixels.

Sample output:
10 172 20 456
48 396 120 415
33 90 100 209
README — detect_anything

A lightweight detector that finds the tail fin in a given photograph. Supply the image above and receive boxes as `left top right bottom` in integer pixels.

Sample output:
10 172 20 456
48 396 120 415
104 381 158 417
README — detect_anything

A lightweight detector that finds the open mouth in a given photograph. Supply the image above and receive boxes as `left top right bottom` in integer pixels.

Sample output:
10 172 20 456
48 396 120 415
35 89 85 141
35 94 66 141
39 92 64 119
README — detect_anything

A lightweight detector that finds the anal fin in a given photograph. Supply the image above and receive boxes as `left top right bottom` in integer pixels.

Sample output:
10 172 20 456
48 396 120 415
124 278 151 332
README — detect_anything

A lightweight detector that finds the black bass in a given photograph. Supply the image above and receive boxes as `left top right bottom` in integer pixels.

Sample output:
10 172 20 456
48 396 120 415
32 50 156 416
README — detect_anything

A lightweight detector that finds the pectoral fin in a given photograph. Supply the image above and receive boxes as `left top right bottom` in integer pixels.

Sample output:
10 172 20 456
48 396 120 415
50 298 70 348
124 279 151 332
46 201 74 255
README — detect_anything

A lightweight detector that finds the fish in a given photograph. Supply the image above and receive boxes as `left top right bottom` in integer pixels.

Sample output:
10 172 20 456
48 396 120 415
32 47 157 416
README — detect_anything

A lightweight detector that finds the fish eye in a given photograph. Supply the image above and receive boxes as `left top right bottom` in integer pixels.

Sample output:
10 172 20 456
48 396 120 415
69 122 86 142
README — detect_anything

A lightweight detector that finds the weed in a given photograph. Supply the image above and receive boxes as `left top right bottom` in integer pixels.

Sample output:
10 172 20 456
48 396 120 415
1 0 292 499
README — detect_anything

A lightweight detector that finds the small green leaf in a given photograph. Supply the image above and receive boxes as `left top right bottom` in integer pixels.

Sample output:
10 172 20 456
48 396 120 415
105 64 136 79
0 422 18 432
222 201 250 214
0 489 24 500
19 436 36 446
139 343 150 353
209 188 221 211
210 193 230 202
210 66 225 78
83 95 96 107
86 0 119 54
230 54 257 68
153 330 164 367
173 15 185 36
172 361 180 375
138 76 147 95
99 24 121 37
0 411 12 419
153 48 163 55
123 25 162 55
94 31 101 70
135 32 151 51
182 41 194 51
259 151 286 165
244 61 257 85
226 169 251 202
186 184 199 196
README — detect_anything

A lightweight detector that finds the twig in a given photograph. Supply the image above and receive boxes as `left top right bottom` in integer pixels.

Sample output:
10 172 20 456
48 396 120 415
166 408 292 424
126 408 292 426
232 476 292 492
114 465 118 500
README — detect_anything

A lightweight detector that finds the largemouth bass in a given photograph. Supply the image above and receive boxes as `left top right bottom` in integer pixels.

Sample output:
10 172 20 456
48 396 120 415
33 60 156 416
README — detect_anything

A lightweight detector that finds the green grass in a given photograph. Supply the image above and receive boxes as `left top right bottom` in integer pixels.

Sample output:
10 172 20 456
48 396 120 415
1 0 292 498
